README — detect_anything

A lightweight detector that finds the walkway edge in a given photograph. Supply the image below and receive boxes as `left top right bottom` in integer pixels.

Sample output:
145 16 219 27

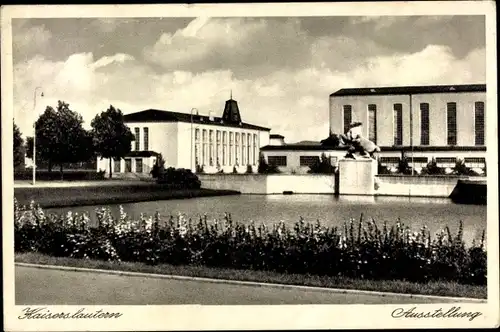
15 262 486 303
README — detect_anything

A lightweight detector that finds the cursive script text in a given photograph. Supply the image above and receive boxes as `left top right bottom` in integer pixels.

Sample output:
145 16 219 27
18 307 122 320
392 306 482 321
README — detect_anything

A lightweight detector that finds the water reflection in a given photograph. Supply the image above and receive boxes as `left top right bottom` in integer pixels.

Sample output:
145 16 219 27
46 194 486 246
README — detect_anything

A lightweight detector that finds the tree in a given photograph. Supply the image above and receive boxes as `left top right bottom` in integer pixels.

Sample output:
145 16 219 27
13 121 25 169
35 101 91 175
91 105 135 178
257 153 280 174
320 132 341 147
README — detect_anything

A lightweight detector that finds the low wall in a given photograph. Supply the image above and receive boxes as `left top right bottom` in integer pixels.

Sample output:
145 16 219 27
198 174 336 194
199 173 484 197
375 175 469 197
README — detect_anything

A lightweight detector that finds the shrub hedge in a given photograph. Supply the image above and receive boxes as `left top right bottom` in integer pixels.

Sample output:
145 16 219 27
156 167 201 189
14 199 486 285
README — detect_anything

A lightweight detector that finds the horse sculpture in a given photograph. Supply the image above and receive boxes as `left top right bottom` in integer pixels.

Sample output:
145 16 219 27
339 122 380 159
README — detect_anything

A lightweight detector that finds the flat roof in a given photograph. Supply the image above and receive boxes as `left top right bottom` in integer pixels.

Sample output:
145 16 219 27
124 109 271 131
330 84 486 97
270 134 284 139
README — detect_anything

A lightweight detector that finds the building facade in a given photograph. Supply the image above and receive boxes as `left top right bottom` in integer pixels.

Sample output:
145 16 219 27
97 98 270 176
259 84 487 175
329 84 487 171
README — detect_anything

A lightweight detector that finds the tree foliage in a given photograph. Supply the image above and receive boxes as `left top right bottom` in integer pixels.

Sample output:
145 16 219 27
13 121 25 169
91 105 135 178
34 101 92 173
320 132 341 147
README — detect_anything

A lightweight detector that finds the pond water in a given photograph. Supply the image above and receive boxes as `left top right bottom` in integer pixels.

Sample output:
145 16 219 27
46 195 487 246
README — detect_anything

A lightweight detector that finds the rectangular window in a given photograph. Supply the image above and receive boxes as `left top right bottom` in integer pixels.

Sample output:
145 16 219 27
368 104 377 144
135 158 143 173
134 127 140 151
268 156 287 167
229 132 233 165
223 132 227 165
209 130 214 166
253 134 258 165
447 102 457 146
235 133 240 164
464 157 486 168
125 159 132 173
216 131 221 166
436 157 456 167
393 104 403 145
195 129 200 166
475 101 485 146
113 159 121 173
143 127 149 150
202 130 207 165
380 157 400 166
247 134 251 166
411 157 428 163
343 105 352 134
300 156 320 167
420 103 430 145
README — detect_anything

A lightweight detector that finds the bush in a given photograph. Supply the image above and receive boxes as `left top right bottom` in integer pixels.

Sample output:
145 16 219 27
150 154 166 179
195 164 204 174
14 199 487 285
258 155 280 174
246 165 253 174
156 167 201 189
453 158 479 176
308 153 336 174
421 158 445 175
397 156 413 175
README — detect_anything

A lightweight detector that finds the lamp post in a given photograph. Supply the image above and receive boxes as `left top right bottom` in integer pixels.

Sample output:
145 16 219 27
32 87 43 186
190 108 198 172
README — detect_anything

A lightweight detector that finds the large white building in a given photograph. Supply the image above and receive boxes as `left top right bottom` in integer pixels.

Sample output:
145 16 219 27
97 98 270 176
260 84 487 173
329 84 487 170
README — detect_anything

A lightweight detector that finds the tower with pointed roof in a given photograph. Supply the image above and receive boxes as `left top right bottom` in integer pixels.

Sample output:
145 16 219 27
221 90 242 124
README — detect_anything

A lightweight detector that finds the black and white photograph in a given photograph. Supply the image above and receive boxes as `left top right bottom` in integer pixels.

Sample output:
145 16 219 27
2 2 498 331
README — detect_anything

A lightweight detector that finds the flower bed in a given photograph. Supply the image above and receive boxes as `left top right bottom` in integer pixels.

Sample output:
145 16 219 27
14 199 486 285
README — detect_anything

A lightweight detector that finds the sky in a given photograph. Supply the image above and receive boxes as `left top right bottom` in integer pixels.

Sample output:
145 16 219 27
12 15 486 143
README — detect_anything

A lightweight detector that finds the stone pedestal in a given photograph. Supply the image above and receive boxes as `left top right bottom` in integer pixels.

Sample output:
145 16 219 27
338 158 378 195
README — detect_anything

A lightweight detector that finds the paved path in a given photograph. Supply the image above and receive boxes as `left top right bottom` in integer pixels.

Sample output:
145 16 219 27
15 266 477 305
14 180 153 189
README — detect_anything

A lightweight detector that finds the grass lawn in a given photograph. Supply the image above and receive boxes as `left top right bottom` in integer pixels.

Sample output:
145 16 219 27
14 185 239 208
15 252 486 299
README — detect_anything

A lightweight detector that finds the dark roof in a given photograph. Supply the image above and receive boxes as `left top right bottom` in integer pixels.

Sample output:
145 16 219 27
125 150 161 158
261 145 487 152
270 134 284 139
123 109 270 131
222 99 242 124
330 84 486 97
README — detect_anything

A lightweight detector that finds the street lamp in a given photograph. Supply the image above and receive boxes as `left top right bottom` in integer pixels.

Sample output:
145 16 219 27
190 108 198 172
32 87 43 185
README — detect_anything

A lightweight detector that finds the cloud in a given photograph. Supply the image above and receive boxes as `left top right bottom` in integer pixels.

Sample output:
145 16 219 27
13 24 52 60
143 17 311 78
12 16 486 144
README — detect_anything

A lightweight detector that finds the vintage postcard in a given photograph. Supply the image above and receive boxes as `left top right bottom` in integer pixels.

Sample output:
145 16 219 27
2 1 499 331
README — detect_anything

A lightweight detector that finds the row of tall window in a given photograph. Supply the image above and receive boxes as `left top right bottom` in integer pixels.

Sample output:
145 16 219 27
195 129 259 166
342 102 485 146
133 127 149 151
